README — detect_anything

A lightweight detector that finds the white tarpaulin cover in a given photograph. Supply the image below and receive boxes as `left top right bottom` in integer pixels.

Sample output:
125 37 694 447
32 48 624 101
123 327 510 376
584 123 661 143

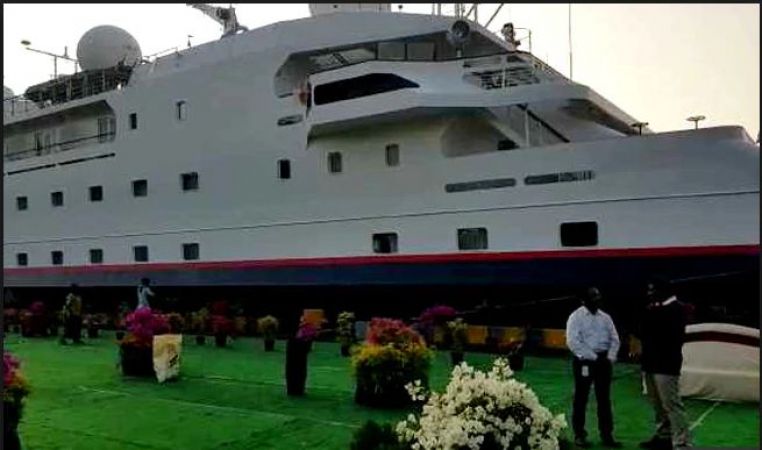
153 334 182 383
679 323 759 403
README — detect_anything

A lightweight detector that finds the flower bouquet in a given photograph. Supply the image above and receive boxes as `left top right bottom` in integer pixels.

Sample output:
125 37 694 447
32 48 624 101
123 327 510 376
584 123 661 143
352 318 433 408
4 351 30 450
336 311 356 357
118 308 169 377
211 315 234 347
397 359 567 449
257 315 279 351
418 305 457 346
286 319 318 396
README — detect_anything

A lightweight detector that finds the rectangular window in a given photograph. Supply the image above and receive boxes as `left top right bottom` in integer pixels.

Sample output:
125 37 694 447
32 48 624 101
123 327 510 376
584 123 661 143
132 179 147 197
182 243 200 261
89 249 104 264
43 133 52 151
16 196 28 211
385 144 400 167
372 233 398 254
98 117 116 142
176 101 187 121
277 159 291 179
89 185 103 202
51 251 63 266
133 245 149 262
16 253 28 267
378 41 405 60
34 132 43 154
458 228 488 250
129 113 137 130
328 152 342 173
560 222 598 247
51 191 64 207
181 172 199 191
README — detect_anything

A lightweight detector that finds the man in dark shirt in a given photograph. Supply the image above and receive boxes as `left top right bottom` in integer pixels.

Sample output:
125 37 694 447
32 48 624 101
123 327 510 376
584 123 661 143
638 279 692 449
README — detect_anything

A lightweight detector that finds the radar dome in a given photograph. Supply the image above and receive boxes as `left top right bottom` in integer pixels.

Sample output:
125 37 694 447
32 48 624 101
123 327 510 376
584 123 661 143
76 25 142 71
4 86 15 99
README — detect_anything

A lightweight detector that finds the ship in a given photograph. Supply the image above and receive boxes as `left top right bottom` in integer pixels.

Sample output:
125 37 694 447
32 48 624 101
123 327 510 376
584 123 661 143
3 4 759 326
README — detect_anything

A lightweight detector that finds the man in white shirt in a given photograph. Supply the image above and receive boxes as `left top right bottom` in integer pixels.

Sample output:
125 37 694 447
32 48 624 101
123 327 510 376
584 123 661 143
566 287 622 448
136 277 155 310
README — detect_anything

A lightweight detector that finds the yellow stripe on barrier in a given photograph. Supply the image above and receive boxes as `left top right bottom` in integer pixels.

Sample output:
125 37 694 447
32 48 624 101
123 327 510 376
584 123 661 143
466 325 488 345
302 309 325 329
542 329 567 350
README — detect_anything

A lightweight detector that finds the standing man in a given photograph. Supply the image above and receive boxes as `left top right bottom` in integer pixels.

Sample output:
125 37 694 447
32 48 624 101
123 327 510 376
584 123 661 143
566 287 622 448
137 278 155 310
638 279 692 449
60 284 83 344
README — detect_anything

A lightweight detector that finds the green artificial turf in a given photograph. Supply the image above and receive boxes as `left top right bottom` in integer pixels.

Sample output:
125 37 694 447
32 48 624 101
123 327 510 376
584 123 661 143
5 333 759 449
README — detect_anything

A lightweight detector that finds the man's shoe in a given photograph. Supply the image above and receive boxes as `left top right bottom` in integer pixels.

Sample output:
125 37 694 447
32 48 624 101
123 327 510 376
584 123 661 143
575 436 592 448
601 437 623 448
639 437 672 449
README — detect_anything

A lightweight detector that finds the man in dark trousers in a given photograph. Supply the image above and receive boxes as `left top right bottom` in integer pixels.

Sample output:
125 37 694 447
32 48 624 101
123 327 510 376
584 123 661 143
639 279 692 449
565 287 622 448
60 283 83 344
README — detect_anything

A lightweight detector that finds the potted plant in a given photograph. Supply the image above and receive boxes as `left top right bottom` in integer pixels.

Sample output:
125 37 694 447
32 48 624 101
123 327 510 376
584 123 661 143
286 320 317 396
211 315 234 347
352 318 433 408
257 315 279 351
447 318 468 366
336 311 356 357
397 359 567 449
118 307 169 377
418 305 457 346
191 308 209 345
3 351 30 450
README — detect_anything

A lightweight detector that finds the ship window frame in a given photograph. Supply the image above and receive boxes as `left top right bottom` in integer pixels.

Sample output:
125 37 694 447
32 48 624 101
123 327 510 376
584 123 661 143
133 245 149 263
176 100 187 121
328 152 343 174
98 116 116 142
372 232 398 254
314 73 419 106
181 172 199 191
277 159 291 179
51 250 64 266
16 253 28 267
89 185 103 202
182 243 200 261
132 179 148 197
457 228 489 250
385 144 400 167
51 191 64 207
89 248 104 264
560 221 598 247
16 196 28 211
129 113 138 130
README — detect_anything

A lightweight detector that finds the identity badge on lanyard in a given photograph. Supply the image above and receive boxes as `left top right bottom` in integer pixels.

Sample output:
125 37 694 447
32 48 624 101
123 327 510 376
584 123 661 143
581 365 590 378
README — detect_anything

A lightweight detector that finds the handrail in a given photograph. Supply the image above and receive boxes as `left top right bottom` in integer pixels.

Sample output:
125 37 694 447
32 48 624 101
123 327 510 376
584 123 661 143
4 132 115 162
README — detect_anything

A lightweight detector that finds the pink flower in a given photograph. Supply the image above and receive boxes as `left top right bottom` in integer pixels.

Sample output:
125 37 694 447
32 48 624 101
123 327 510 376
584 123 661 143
3 352 21 386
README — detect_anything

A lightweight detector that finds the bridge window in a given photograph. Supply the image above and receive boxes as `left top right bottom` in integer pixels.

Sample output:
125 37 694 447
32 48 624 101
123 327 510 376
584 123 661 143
129 113 137 130
560 222 598 247
181 172 199 191
51 251 63 266
328 152 342 174
89 186 103 202
98 117 116 142
16 196 28 211
16 253 28 267
314 74 419 105
51 191 64 207
133 245 149 262
89 249 104 264
373 233 398 254
183 243 200 261
458 228 488 250
176 101 187 121
132 179 148 197
278 159 291 179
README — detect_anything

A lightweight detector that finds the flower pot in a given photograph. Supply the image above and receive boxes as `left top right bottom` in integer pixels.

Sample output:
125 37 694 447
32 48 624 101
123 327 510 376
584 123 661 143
285 338 310 396
3 401 22 450
450 351 464 366
340 344 351 357
195 335 205 345
264 338 275 352
215 334 227 347
87 327 99 339
509 353 525 371
120 344 155 377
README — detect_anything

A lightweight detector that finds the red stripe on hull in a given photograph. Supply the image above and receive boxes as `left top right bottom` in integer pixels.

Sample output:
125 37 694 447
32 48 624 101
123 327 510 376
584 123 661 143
4 244 758 276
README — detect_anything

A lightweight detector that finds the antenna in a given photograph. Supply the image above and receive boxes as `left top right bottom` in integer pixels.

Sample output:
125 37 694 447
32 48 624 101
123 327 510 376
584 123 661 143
21 40 78 78
568 3 573 81
686 115 706 130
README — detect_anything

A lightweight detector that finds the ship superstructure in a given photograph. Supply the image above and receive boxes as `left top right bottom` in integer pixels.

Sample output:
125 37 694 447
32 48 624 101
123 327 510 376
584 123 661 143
3 5 759 322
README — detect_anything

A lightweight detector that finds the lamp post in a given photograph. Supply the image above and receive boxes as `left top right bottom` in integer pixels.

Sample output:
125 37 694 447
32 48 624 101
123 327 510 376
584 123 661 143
21 40 78 78
686 115 705 130
631 122 649 136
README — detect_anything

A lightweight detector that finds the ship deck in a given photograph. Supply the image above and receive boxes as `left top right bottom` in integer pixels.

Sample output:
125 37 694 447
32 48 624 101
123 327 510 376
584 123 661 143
5 333 758 449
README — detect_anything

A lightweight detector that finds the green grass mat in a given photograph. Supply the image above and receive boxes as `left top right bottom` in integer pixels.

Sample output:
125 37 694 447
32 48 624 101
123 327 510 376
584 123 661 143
5 333 758 449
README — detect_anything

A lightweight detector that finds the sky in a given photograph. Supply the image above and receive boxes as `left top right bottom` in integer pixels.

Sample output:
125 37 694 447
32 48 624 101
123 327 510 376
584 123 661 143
3 3 759 136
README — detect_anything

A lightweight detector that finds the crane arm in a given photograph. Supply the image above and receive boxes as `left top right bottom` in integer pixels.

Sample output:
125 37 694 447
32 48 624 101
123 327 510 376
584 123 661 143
187 3 246 37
